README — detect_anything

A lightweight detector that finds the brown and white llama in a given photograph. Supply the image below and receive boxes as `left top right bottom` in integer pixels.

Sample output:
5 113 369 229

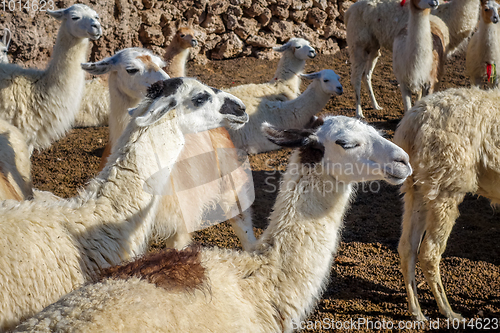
163 19 198 78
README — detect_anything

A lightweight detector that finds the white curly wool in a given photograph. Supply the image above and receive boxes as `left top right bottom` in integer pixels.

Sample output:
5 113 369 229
394 86 500 321
14 116 412 333
0 5 102 154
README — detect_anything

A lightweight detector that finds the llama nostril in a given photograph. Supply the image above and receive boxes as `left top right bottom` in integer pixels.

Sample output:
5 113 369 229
220 98 246 116
309 51 316 59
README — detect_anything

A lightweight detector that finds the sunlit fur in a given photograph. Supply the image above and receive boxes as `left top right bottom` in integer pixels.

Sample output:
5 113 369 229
0 4 102 154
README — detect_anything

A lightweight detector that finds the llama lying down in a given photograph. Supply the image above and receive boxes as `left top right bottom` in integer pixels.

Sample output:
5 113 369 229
14 116 412 333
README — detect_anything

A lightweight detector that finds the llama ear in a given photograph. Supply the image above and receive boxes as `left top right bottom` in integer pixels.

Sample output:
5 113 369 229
81 58 115 75
301 71 321 80
187 17 195 28
47 8 67 21
2 28 11 48
175 18 182 30
273 41 292 52
134 96 178 127
262 122 316 148
304 116 324 130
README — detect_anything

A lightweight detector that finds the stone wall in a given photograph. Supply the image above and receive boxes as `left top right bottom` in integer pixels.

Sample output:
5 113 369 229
0 0 353 67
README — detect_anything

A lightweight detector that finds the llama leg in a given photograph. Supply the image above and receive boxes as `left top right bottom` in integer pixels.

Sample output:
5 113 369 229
163 219 192 250
97 142 112 172
400 85 412 112
350 49 368 119
419 193 465 320
399 186 428 321
229 207 256 251
363 49 383 111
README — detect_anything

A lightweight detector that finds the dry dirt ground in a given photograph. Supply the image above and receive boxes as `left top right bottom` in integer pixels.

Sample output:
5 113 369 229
31 48 499 332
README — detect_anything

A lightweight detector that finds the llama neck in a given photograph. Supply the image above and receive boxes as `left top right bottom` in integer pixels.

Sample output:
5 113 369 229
164 44 189 77
477 19 500 62
272 53 305 94
280 80 331 128
71 118 185 273
254 153 352 330
44 26 88 96
108 74 142 146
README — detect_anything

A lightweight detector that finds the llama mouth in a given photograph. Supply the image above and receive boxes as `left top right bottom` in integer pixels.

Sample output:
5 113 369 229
88 33 102 40
384 172 407 185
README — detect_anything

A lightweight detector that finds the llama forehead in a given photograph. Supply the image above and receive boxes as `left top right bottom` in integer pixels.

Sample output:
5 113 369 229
66 4 98 18
317 117 376 144
177 27 195 37
136 54 163 71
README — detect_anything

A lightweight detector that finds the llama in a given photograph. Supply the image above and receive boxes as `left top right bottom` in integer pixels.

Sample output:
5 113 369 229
0 28 11 64
392 0 449 112
466 0 500 87
0 78 248 331
13 116 412 333
0 4 101 154
346 0 479 117
0 119 32 201
74 23 198 128
224 38 316 102
83 53 256 251
80 48 170 170
394 86 500 320
228 69 343 154
164 18 198 77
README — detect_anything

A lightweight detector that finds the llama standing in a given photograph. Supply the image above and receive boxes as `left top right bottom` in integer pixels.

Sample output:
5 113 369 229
346 0 478 117
466 0 500 87
394 86 500 320
164 19 198 77
0 28 11 64
0 5 101 153
392 0 449 112
13 116 412 333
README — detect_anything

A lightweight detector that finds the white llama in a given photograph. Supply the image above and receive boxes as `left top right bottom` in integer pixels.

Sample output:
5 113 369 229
0 4 101 153
466 0 500 87
394 86 500 320
392 0 449 112
0 78 248 331
13 116 412 333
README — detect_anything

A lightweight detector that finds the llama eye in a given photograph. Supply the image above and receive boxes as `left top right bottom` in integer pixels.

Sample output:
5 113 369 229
72 17 80 20
324 79 330 83
335 139 360 149
126 68 139 74
180 34 186 38
192 92 211 107
295 46 301 49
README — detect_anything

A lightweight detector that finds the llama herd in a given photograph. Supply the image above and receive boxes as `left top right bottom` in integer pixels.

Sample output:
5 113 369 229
0 0 498 331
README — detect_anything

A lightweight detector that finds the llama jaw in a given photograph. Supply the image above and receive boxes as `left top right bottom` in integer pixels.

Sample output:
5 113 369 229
225 113 249 130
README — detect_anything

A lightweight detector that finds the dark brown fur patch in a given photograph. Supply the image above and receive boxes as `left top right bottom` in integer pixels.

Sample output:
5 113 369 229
99 246 205 291
146 78 183 99
299 140 325 164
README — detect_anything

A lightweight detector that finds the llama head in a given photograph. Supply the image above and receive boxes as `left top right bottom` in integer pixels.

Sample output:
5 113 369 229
0 28 10 64
273 38 316 60
47 4 102 40
129 78 248 133
263 116 412 185
411 0 439 10
301 69 343 96
481 0 499 24
81 48 170 100
173 19 198 49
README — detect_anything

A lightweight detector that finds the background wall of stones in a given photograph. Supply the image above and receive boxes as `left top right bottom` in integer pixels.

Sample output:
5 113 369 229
0 0 352 67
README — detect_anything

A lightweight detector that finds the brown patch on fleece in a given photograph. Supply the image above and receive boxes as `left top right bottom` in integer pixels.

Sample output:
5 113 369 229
136 54 161 72
100 246 205 291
